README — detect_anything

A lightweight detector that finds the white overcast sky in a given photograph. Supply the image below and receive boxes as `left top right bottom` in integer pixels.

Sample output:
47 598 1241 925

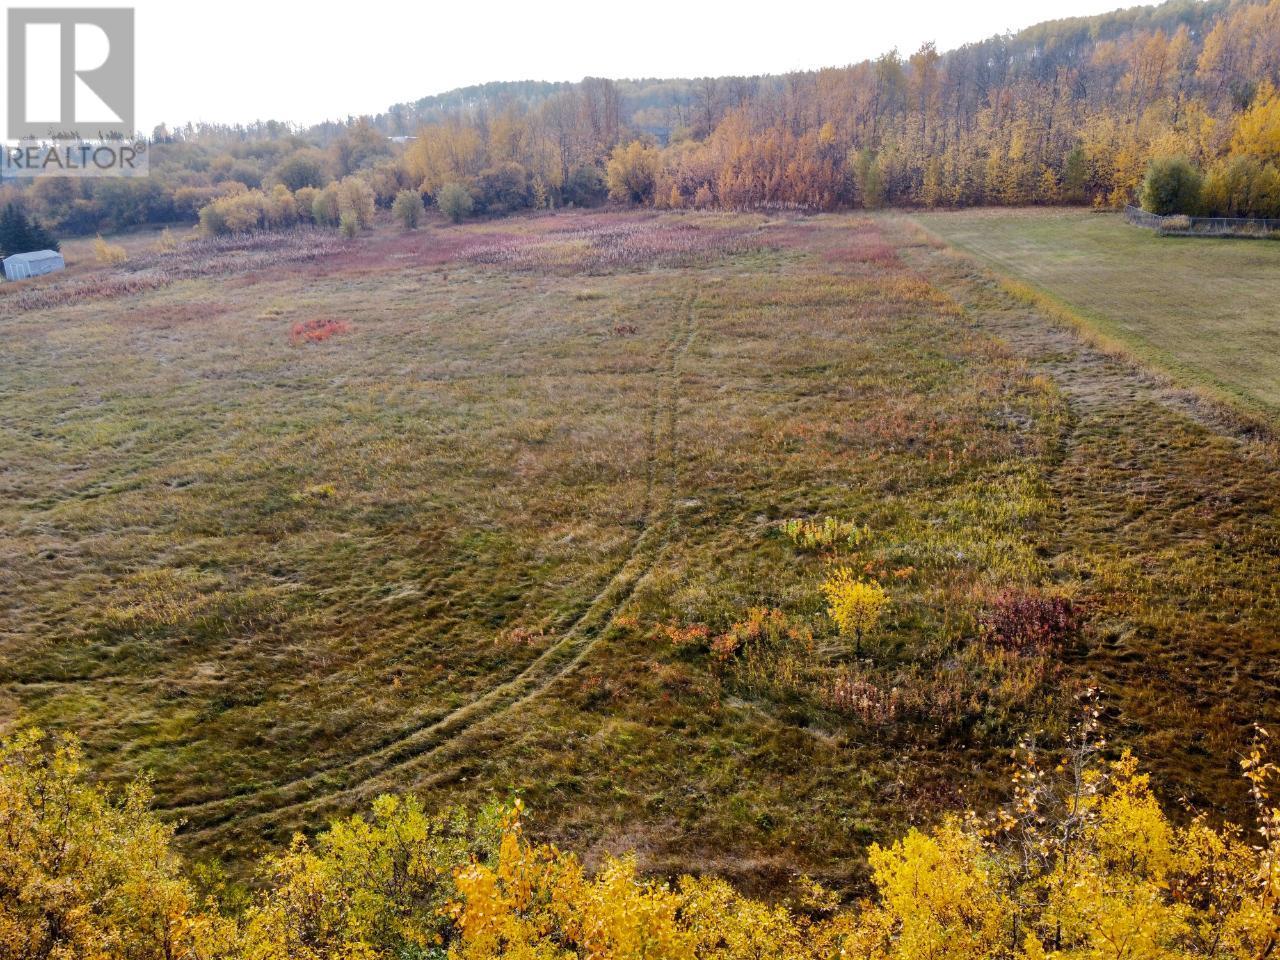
5 0 1147 132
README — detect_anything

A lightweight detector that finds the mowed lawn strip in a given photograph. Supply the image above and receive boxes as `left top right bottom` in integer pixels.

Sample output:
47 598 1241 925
913 208 1280 420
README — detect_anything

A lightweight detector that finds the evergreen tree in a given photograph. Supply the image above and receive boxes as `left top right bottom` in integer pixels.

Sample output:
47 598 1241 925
1062 146 1090 203
29 216 58 252
0 203 59 258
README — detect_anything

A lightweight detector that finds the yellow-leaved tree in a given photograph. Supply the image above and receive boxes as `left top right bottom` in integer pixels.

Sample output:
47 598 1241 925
238 795 503 960
2 718 1279 959
821 567 890 657
449 800 852 960
1231 81 1280 164
605 141 662 204
0 728 237 960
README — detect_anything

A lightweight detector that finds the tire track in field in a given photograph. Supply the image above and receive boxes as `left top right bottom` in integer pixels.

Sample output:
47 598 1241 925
171 291 697 842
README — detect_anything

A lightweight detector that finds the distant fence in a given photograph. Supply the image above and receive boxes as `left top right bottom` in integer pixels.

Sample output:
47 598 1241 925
1124 204 1280 237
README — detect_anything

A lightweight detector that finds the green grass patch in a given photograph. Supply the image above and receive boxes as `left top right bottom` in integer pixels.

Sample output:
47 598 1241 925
913 207 1280 426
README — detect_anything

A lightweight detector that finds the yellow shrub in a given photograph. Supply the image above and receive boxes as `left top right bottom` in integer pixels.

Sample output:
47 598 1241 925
151 227 179 253
821 567 889 656
0 728 236 960
93 233 128 264
780 516 868 552
866 820 1011 960
3 724 1280 960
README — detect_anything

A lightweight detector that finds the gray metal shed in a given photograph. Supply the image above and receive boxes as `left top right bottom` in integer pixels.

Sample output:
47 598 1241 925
3 249 64 281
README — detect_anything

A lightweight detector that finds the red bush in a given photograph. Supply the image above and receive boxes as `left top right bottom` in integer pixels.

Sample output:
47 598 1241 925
978 589 1078 653
290 317 350 344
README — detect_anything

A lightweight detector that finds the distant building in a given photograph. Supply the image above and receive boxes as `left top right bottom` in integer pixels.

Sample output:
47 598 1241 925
387 136 417 144
3 249 64 281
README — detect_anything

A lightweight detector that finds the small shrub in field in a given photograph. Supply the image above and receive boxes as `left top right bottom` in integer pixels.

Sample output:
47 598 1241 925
825 670 900 723
392 189 424 229
663 622 710 650
437 182 473 224
978 588 1078 653
780 516 868 552
499 625 546 647
821 568 888 657
339 213 359 239
289 483 337 503
613 322 637 336
198 188 280 234
151 228 179 254
290 318 350 345
337 177 376 230
711 607 805 663
93 234 127 265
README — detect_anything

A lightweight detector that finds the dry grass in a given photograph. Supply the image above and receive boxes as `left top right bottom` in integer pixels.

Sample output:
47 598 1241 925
1 208 1277 895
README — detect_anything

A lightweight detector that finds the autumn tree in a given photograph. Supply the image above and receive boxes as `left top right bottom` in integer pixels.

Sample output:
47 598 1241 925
336 177 376 230
392 188 423 229
311 184 340 227
271 148 330 191
92 234 128 264
0 728 236 960
852 149 886 209
1201 155 1280 218
821 567 889 657
329 117 391 178
240 797 503 960
605 140 661 204
437 182 474 223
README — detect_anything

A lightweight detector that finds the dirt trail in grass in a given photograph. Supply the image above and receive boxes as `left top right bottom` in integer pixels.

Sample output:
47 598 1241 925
895 217 1280 806
170 292 699 849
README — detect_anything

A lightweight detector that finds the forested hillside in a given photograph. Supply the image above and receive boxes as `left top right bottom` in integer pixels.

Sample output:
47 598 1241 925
395 0 1280 212
9 0 1280 235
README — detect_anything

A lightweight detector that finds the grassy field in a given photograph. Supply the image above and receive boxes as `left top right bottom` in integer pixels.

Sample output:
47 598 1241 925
914 208 1280 421
2 209 1278 892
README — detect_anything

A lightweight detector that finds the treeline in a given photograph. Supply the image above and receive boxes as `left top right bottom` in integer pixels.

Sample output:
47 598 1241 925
0 120 407 238
4 721 1279 960
376 0 1280 215
1140 81 1280 216
5 0 1280 240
